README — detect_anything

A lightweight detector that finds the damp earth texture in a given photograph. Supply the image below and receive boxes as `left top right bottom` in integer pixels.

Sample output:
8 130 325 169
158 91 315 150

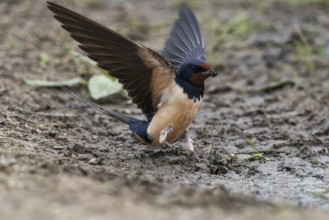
0 0 329 219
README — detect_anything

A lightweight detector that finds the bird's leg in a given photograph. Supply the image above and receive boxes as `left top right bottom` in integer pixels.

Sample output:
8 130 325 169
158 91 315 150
180 131 201 160
181 130 194 153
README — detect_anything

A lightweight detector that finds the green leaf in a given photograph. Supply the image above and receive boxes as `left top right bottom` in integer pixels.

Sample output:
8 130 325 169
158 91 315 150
88 74 124 100
120 89 130 99
24 77 87 87
39 52 50 67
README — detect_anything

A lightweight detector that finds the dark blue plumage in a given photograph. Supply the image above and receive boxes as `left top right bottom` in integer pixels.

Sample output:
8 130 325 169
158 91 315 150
128 119 151 143
162 6 206 71
175 60 206 101
175 77 204 101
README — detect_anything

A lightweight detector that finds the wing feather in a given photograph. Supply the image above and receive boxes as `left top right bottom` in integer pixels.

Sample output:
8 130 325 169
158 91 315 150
161 6 206 71
47 1 174 120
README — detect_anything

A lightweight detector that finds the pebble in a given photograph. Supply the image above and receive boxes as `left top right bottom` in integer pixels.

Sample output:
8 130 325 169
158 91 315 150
48 127 59 138
88 158 98 165
52 145 65 150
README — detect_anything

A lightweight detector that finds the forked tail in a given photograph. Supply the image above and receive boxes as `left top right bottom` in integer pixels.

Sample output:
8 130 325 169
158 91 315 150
62 86 151 143
62 86 132 125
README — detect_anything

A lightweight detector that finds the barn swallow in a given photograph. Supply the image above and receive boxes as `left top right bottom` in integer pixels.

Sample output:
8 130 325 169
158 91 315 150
47 2 217 152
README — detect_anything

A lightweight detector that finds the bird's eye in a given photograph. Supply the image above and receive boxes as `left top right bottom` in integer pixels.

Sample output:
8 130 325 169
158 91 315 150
191 65 197 71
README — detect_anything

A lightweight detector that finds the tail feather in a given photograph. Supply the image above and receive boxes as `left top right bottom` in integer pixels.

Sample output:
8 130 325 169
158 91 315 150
62 86 151 143
62 86 132 125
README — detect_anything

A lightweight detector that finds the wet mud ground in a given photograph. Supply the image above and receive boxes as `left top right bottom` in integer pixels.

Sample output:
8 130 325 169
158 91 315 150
1 0 329 219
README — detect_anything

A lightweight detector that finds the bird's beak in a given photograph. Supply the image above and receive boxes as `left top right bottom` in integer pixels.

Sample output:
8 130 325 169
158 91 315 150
203 69 217 77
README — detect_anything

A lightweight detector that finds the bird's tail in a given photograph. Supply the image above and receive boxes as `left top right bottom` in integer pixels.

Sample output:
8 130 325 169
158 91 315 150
62 86 133 125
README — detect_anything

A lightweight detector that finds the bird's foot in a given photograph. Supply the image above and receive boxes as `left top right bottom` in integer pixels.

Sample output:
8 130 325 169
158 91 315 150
180 132 194 152
183 136 194 152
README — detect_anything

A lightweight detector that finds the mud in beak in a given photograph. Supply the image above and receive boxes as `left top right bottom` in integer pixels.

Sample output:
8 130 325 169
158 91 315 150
202 69 217 77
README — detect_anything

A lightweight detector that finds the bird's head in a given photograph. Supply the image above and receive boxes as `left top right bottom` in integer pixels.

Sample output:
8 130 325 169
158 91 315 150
178 60 217 86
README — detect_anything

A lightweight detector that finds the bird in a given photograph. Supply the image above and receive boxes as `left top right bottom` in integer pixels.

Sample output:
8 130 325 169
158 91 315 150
47 1 217 153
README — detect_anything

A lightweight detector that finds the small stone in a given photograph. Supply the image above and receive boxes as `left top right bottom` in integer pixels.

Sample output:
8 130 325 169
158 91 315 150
37 124 45 129
52 145 64 150
48 127 59 138
124 108 132 115
88 158 98 165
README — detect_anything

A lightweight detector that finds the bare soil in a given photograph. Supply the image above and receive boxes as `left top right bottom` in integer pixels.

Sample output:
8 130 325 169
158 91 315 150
0 0 328 219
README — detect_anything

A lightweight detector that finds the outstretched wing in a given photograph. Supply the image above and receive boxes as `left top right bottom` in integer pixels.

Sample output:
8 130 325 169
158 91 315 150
161 6 206 71
47 2 174 121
